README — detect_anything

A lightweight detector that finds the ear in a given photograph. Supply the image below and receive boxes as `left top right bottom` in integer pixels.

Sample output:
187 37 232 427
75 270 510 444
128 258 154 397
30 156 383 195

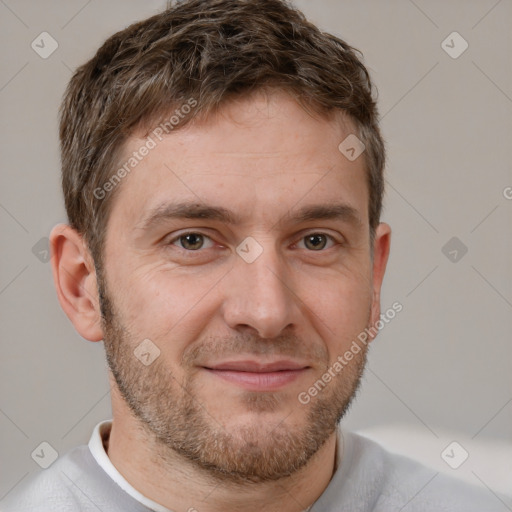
368 222 391 340
49 224 104 342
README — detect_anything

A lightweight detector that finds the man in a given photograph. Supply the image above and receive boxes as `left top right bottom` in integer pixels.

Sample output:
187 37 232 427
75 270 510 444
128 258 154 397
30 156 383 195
2 1 506 511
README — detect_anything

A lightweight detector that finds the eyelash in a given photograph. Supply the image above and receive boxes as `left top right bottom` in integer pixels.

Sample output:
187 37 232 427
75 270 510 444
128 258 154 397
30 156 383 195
167 231 340 252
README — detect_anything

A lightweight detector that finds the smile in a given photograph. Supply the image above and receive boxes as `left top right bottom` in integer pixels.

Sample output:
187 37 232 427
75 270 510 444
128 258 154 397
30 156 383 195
202 360 310 391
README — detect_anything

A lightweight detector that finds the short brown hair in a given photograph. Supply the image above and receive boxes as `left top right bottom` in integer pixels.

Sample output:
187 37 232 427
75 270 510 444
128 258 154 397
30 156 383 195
59 0 385 269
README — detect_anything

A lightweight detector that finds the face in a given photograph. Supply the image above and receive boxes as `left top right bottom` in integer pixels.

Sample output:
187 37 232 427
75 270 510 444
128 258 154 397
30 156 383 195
99 90 386 483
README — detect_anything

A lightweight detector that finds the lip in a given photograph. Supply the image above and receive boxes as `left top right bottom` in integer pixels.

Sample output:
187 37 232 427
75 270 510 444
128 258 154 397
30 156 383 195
205 360 309 372
202 360 310 391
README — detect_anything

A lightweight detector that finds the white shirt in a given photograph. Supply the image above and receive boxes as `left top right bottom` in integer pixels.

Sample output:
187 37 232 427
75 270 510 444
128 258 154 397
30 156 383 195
87 421 170 511
1 419 508 511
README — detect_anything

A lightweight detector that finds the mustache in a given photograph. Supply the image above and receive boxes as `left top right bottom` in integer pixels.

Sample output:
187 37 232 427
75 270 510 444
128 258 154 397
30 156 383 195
181 332 329 367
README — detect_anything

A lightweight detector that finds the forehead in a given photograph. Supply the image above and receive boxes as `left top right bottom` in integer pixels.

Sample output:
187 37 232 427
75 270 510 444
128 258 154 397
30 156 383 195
107 91 369 230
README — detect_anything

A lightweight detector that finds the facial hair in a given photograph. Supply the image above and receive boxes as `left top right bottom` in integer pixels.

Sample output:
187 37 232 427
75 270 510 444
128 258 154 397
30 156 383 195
99 275 369 484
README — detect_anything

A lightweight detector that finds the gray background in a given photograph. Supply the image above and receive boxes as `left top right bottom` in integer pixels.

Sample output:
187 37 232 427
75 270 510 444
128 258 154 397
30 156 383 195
1 0 511 503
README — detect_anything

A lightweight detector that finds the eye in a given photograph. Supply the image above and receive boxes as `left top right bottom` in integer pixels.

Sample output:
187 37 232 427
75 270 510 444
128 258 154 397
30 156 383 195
297 233 337 251
170 232 215 251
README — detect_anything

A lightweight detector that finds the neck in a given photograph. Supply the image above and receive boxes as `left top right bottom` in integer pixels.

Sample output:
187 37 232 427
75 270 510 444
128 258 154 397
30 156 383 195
107 394 339 512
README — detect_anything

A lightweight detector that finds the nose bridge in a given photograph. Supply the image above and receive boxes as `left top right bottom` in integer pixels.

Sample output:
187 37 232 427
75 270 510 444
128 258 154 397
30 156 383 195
223 237 297 338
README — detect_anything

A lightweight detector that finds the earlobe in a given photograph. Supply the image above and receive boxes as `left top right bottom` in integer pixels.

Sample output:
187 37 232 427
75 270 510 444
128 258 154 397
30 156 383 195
368 222 392 338
49 224 104 342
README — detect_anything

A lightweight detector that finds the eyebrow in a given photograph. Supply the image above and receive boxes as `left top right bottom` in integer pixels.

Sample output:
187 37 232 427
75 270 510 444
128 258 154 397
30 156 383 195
137 201 363 231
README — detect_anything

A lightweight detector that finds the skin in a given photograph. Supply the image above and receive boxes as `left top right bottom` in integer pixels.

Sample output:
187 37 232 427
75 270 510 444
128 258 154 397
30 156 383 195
50 90 391 512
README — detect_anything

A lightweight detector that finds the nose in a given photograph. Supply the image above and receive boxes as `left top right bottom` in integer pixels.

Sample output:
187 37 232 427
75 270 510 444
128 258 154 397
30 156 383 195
221 242 300 339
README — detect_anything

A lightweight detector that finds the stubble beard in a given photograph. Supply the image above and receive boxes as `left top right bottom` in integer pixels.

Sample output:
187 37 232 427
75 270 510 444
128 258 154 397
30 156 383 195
99 277 369 484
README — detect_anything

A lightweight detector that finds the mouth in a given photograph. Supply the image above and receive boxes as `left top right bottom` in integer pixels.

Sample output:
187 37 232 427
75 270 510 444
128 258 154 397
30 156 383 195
201 360 311 391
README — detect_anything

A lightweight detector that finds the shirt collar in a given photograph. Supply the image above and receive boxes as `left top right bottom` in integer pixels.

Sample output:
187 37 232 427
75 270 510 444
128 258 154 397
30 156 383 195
88 419 347 512
88 419 172 512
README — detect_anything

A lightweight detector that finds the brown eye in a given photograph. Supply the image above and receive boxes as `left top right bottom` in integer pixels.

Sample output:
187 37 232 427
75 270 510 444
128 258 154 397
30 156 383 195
303 234 329 251
174 233 208 250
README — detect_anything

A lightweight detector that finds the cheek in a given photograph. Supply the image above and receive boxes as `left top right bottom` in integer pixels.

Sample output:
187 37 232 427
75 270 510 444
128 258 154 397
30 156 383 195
111 263 224 345
298 269 372 341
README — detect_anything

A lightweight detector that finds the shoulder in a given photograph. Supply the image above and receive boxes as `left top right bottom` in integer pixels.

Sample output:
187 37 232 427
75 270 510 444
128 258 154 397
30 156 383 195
0 444 144 512
1 445 91 511
341 431 509 512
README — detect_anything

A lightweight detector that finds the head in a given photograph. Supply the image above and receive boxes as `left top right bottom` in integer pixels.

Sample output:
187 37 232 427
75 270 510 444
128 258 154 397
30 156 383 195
51 0 390 483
